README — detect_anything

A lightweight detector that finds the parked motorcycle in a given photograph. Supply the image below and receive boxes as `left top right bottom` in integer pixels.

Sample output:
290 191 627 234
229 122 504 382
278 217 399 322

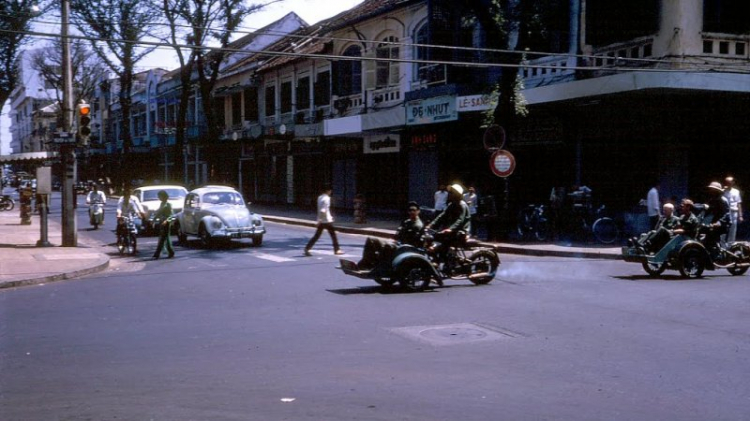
88 199 104 229
339 230 500 292
116 215 139 255
0 194 15 211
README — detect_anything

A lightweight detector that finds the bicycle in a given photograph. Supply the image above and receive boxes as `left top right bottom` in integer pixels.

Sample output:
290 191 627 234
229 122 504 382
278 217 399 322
567 204 619 244
517 204 549 241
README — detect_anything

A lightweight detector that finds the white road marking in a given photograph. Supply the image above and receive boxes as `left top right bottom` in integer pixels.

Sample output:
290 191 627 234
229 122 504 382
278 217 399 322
252 253 296 263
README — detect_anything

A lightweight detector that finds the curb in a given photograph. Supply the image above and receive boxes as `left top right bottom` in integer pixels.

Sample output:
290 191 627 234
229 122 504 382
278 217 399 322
0 257 110 290
262 215 622 260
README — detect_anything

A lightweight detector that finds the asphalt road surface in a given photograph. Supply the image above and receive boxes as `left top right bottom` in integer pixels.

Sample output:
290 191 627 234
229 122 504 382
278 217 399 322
2 195 750 421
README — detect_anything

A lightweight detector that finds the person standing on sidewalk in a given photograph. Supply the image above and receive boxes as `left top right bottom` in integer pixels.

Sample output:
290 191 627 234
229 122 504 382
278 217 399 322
646 181 661 229
723 176 743 243
304 186 344 256
152 190 175 259
463 186 478 237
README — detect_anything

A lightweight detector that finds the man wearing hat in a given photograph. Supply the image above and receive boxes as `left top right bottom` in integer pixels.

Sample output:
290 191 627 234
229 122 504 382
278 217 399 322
704 181 732 255
426 184 471 259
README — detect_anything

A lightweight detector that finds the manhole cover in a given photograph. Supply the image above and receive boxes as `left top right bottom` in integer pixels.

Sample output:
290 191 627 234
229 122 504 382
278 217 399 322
390 323 514 346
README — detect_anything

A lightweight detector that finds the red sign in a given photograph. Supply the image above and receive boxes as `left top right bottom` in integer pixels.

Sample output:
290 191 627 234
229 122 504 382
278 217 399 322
490 150 516 177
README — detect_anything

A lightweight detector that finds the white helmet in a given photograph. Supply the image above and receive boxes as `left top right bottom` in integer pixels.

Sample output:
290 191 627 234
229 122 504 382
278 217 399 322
449 183 464 196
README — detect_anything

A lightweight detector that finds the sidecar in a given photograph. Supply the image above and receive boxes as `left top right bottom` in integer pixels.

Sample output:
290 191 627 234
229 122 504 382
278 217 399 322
339 243 441 292
622 234 750 278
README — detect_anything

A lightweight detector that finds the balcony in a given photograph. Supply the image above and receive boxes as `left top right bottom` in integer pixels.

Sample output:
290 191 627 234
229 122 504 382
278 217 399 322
702 32 749 59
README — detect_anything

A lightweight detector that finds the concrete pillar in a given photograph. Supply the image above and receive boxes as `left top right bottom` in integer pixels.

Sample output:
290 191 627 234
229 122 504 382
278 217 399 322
655 0 703 58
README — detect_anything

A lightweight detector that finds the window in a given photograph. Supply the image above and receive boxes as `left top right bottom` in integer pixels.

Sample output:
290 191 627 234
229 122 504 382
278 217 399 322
314 71 331 106
244 87 258 121
296 76 310 110
337 45 362 95
265 85 276 117
280 81 292 114
376 36 399 88
231 92 242 125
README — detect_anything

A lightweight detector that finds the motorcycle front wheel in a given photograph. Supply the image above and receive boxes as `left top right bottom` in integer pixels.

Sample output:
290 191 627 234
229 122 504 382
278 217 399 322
727 243 750 276
1 199 15 211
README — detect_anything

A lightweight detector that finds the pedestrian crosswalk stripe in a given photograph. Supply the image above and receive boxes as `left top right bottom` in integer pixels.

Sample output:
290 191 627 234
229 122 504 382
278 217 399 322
253 253 296 263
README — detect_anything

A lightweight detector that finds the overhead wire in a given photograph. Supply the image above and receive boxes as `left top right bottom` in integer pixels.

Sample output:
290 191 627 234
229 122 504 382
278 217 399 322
3 26 750 75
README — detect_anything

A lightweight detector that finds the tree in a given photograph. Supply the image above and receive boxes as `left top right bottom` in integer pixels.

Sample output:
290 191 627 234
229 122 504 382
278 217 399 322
29 38 110 126
161 0 281 178
70 0 161 190
0 1 50 123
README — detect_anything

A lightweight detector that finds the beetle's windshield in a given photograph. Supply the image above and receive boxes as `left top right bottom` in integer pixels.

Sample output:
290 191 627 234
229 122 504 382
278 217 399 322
203 192 243 205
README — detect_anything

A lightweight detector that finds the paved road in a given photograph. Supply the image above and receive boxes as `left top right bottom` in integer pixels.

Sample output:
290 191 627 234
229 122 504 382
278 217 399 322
2 200 750 421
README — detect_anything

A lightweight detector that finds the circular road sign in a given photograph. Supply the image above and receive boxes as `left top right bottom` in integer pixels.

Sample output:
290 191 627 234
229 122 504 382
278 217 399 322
490 149 516 178
483 124 506 151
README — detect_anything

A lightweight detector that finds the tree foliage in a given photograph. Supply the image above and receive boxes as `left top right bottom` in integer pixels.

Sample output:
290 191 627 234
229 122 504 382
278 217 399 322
161 0 281 146
0 0 51 116
30 39 110 114
70 0 162 189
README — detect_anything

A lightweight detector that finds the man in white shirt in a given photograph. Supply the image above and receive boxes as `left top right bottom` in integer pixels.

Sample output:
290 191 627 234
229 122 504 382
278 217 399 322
463 186 478 236
305 187 344 256
647 182 660 229
116 188 146 219
434 185 448 212
724 176 743 243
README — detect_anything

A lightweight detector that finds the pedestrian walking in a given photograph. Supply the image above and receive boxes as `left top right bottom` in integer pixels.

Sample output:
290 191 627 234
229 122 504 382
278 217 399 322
304 186 344 256
724 176 743 243
646 181 661 229
152 190 175 259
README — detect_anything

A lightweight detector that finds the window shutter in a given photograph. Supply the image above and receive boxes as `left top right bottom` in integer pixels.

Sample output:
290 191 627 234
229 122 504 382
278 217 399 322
363 48 377 90
331 61 341 96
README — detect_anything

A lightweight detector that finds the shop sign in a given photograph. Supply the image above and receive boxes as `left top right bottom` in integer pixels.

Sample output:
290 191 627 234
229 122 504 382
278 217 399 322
409 133 438 150
457 94 495 112
406 95 457 125
364 135 400 154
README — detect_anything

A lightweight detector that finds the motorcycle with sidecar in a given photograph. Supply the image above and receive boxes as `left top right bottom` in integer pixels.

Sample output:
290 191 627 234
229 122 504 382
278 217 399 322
622 207 750 278
339 230 500 292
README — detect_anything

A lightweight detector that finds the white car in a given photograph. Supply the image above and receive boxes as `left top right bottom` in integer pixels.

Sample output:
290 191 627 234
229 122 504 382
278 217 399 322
174 185 265 247
133 185 189 234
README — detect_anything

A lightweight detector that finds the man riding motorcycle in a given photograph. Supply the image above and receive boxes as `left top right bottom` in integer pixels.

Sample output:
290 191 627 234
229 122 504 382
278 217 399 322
86 184 107 228
425 183 471 259
703 181 732 256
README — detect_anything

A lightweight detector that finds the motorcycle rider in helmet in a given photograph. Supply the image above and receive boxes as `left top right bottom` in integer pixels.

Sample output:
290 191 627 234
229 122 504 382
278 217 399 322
425 183 471 260
703 181 732 257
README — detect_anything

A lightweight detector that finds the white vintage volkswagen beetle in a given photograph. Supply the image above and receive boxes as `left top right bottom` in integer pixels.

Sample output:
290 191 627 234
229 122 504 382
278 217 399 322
174 185 265 247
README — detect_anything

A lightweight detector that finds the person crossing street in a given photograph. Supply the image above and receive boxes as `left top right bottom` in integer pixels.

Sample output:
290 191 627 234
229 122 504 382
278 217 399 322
152 190 175 259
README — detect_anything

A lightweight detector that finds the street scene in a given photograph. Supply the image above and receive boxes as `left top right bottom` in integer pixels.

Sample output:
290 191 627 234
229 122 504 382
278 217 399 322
3 0 750 419
1 189 750 421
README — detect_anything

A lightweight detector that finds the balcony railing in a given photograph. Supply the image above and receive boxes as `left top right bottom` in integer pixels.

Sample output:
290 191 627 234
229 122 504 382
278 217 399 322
519 55 576 88
702 32 749 59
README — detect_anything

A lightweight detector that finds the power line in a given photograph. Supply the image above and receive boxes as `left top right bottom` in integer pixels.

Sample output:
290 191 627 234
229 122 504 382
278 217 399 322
2 27 749 75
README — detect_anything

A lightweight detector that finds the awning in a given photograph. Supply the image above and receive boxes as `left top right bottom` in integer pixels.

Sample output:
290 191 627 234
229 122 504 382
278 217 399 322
0 152 59 163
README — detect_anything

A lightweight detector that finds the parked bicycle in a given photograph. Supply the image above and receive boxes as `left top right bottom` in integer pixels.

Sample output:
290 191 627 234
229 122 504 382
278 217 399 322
516 204 549 241
568 204 619 244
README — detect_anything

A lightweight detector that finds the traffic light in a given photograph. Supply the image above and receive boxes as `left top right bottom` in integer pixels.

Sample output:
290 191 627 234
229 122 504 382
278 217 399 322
77 101 92 146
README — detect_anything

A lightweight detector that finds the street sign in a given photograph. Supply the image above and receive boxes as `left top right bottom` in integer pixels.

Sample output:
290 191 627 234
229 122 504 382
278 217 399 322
490 149 516 178
53 137 76 144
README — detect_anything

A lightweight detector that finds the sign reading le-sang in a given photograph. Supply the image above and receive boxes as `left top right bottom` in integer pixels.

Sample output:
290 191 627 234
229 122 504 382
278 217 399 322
406 95 458 126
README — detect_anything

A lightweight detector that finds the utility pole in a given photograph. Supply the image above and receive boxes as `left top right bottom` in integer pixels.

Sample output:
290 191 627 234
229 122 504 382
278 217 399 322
61 0 77 246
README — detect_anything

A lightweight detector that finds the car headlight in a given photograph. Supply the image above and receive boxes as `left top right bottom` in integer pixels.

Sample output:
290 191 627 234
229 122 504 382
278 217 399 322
253 219 262 226
210 218 223 229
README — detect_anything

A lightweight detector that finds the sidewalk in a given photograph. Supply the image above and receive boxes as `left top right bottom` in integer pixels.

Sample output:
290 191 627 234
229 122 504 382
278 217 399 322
250 203 622 260
0 205 110 290
0 199 621 291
